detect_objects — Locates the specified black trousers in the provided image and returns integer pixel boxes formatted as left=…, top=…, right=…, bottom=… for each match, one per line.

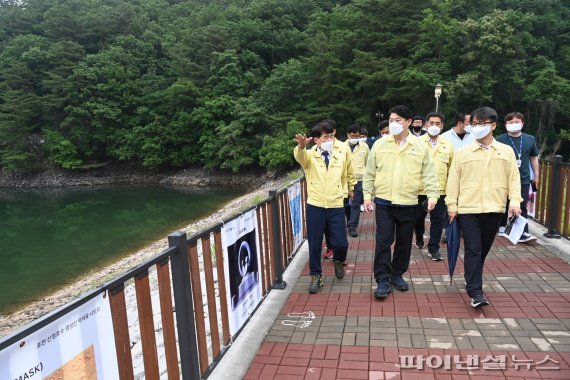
left=415, top=195, right=447, bottom=253
left=460, top=213, right=503, bottom=298
left=306, top=204, right=348, bottom=275
left=373, top=205, right=417, bottom=283
left=500, top=183, right=530, bottom=233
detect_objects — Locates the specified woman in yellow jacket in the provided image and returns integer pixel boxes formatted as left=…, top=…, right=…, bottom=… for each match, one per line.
left=294, top=122, right=354, bottom=294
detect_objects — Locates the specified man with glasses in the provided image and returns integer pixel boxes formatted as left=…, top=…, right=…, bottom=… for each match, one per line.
left=294, top=123, right=353, bottom=294
left=363, top=105, right=439, bottom=299
left=496, top=112, right=539, bottom=243
left=446, top=107, right=522, bottom=308
left=410, top=115, right=426, bottom=137
left=414, top=112, right=454, bottom=261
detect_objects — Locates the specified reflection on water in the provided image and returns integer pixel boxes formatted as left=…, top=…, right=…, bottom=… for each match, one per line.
left=0, top=185, right=245, bottom=313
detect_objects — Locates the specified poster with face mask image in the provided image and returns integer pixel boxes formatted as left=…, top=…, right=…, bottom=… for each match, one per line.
left=222, top=209, right=262, bottom=336
left=287, top=181, right=303, bottom=254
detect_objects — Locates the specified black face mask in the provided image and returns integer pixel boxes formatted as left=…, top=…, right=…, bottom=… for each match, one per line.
left=412, top=126, right=423, bottom=132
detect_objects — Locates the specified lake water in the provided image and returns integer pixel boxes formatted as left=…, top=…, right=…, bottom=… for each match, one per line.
left=0, top=185, right=245, bottom=314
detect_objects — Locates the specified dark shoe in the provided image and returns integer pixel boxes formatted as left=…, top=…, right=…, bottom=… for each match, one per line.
left=441, top=230, right=447, bottom=243
left=334, top=261, right=345, bottom=279
left=323, top=248, right=333, bottom=259
left=391, top=276, right=409, bottom=291
left=309, top=274, right=324, bottom=294
left=470, top=294, right=490, bottom=308
left=415, top=241, right=425, bottom=249
left=429, top=251, right=442, bottom=261
left=348, top=228, right=358, bottom=238
left=518, top=233, right=537, bottom=243
left=375, top=281, right=392, bottom=299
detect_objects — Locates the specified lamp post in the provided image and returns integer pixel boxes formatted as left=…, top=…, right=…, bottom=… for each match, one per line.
left=434, top=83, right=443, bottom=112
left=375, top=111, right=384, bottom=121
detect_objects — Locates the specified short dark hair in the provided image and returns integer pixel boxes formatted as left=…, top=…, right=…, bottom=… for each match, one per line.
left=310, top=122, right=334, bottom=138
left=454, top=113, right=467, bottom=125
left=411, top=115, right=425, bottom=123
left=320, top=118, right=337, bottom=129
left=347, top=123, right=361, bottom=134
left=388, top=105, right=413, bottom=120
left=360, top=127, right=368, bottom=136
left=378, top=120, right=389, bottom=130
left=426, top=112, right=445, bottom=123
left=470, top=107, right=498, bottom=123
left=504, top=112, right=524, bottom=123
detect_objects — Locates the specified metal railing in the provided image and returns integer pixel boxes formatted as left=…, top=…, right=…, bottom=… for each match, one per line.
left=533, top=155, right=569, bottom=239
left=0, top=177, right=308, bottom=379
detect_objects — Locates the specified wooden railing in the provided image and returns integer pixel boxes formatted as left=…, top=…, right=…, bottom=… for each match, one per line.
left=533, top=156, right=569, bottom=239
left=0, top=177, right=308, bottom=379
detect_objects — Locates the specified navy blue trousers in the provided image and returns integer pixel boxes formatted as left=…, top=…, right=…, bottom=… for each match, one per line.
left=306, top=204, right=348, bottom=275
left=345, top=181, right=363, bottom=230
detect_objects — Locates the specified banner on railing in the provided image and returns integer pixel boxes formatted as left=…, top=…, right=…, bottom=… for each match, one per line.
left=0, top=293, right=118, bottom=379
left=287, top=181, right=303, bottom=252
left=222, top=209, right=262, bottom=336
left=527, top=185, right=536, bottom=218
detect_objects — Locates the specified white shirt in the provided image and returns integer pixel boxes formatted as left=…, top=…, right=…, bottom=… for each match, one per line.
left=441, top=128, right=474, bottom=151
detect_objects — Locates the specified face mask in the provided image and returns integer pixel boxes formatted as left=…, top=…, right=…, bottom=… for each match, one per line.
left=427, top=126, right=441, bottom=136
left=389, top=122, right=404, bottom=135
left=320, top=140, right=333, bottom=152
left=359, top=137, right=367, bottom=143
left=471, top=125, right=491, bottom=140
left=464, top=124, right=472, bottom=133
left=348, top=138, right=359, bottom=145
left=506, top=123, right=523, bottom=133
left=412, top=126, right=422, bottom=131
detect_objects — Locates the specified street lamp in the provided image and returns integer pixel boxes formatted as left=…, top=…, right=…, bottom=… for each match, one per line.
left=434, top=83, right=443, bottom=112
left=375, top=111, right=384, bottom=120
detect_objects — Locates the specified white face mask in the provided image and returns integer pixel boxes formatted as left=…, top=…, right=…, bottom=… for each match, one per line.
left=427, top=126, right=441, bottom=136
left=389, top=122, right=404, bottom=135
left=506, top=122, right=523, bottom=133
left=348, top=138, right=360, bottom=145
left=358, top=137, right=367, bottom=143
left=464, top=124, right=472, bottom=133
left=320, top=140, right=333, bottom=152
left=471, top=125, right=491, bottom=140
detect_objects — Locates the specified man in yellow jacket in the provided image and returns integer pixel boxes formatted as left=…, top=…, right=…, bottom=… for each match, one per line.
left=320, top=119, right=357, bottom=259
left=345, top=124, right=369, bottom=237
left=363, top=105, right=440, bottom=299
left=446, top=106, right=522, bottom=308
left=294, top=122, right=354, bottom=294
left=414, top=112, right=454, bottom=261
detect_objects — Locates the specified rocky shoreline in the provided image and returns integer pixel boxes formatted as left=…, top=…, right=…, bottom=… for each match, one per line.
left=0, top=170, right=300, bottom=337
left=0, top=164, right=274, bottom=188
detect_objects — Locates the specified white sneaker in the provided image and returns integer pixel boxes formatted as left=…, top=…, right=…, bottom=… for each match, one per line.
left=360, top=205, right=364, bottom=212
left=519, top=233, right=537, bottom=243
left=498, top=232, right=508, bottom=238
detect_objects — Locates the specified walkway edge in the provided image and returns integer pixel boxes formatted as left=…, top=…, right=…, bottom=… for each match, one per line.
left=209, top=242, right=309, bottom=380
left=529, top=219, right=570, bottom=263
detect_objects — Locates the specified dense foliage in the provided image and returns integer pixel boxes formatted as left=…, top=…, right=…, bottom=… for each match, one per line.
left=1, top=0, right=569, bottom=172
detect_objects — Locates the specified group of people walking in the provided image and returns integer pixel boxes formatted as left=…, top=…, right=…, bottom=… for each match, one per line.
left=294, top=105, right=539, bottom=309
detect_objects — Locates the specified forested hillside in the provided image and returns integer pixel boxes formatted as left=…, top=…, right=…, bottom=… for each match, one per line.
left=1, top=0, right=569, bottom=172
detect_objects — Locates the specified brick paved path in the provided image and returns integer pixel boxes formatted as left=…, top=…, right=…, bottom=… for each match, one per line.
left=245, top=212, right=570, bottom=379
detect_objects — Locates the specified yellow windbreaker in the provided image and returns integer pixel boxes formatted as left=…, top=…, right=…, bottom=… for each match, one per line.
left=347, top=141, right=369, bottom=181
left=363, top=134, right=440, bottom=205
left=418, top=134, right=454, bottom=195
left=294, top=145, right=351, bottom=208
left=445, top=139, right=523, bottom=214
